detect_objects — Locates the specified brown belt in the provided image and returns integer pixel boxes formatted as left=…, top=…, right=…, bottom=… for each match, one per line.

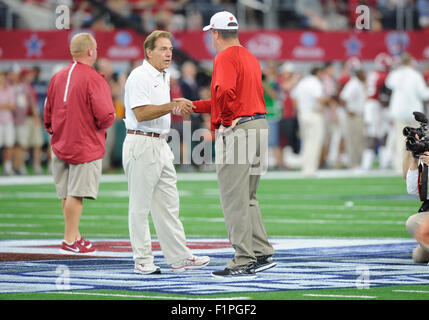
left=127, top=129, right=161, bottom=138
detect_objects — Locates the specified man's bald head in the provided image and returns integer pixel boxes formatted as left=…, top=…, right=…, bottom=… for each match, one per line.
left=69, top=33, right=97, bottom=65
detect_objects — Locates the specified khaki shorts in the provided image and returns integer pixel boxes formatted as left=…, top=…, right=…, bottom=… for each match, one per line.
left=0, top=121, right=15, bottom=147
left=26, top=117, right=43, bottom=148
left=52, top=152, right=102, bottom=200
left=15, top=124, right=29, bottom=148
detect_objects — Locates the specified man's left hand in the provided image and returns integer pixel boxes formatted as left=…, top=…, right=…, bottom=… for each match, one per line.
left=219, top=118, right=240, bottom=135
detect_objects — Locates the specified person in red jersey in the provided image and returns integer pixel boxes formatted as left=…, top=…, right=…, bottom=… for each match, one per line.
left=178, top=11, right=276, bottom=279
left=361, top=53, right=394, bottom=171
left=44, top=33, right=115, bottom=254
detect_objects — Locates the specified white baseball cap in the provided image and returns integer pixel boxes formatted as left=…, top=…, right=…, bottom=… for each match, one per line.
left=202, top=11, right=239, bottom=32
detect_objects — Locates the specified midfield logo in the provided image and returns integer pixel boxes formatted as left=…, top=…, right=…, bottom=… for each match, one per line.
left=0, top=238, right=427, bottom=295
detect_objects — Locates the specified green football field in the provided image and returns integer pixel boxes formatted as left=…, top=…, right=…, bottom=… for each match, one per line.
left=0, top=170, right=428, bottom=301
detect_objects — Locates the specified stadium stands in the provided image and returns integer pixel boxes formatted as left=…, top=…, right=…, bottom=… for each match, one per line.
left=0, top=0, right=428, bottom=175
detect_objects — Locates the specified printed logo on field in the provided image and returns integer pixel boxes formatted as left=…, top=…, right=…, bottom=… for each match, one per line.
left=0, top=238, right=427, bottom=296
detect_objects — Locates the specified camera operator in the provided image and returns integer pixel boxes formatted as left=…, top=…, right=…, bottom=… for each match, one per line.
left=403, top=148, right=429, bottom=264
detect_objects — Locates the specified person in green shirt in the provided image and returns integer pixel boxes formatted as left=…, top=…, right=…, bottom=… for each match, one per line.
left=263, top=61, right=286, bottom=170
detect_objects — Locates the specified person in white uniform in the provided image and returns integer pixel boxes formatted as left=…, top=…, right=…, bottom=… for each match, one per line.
left=386, top=53, right=429, bottom=174
left=339, top=68, right=366, bottom=169
left=122, top=30, right=210, bottom=274
left=291, top=66, right=327, bottom=175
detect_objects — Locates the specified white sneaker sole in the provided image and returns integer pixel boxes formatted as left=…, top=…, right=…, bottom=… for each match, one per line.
left=134, top=267, right=161, bottom=275
left=255, top=261, right=277, bottom=273
left=58, top=249, right=96, bottom=255
left=170, top=259, right=210, bottom=272
left=211, top=273, right=257, bottom=280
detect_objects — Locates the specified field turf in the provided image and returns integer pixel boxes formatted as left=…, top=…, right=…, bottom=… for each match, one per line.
left=0, top=170, right=428, bottom=302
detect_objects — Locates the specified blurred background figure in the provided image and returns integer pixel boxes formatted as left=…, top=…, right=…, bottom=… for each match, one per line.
left=278, top=62, right=301, bottom=169
left=361, top=53, right=394, bottom=171
left=169, top=65, right=187, bottom=167
left=10, top=67, right=38, bottom=175
left=386, top=53, right=429, bottom=174
left=1, top=0, right=429, bottom=175
left=31, top=65, right=50, bottom=174
left=320, top=61, right=341, bottom=169
left=262, top=60, right=285, bottom=170
left=179, top=60, right=201, bottom=170
left=0, top=69, right=16, bottom=176
left=95, top=58, right=122, bottom=172
left=339, top=66, right=367, bottom=169
left=22, top=68, right=44, bottom=175
left=291, top=66, right=328, bottom=176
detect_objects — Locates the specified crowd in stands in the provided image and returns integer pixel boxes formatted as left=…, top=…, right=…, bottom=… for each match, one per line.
left=1, top=1, right=429, bottom=175
left=263, top=53, right=429, bottom=175
left=1, top=0, right=429, bottom=31
left=1, top=53, right=429, bottom=176
left=0, top=58, right=213, bottom=175
left=0, top=66, right=47, bottom=175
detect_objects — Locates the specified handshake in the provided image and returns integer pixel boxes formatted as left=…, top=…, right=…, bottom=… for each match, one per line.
left=171, top=98, right=195, bottom=116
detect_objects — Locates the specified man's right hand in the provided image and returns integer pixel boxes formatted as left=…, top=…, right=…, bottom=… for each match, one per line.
left=172, top=98, right=196, bottom=116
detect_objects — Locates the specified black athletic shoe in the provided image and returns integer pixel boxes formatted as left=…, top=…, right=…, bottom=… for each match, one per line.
left=211, top=264, right=257, bottom=279
left=254, top=255, right=277, bottom=273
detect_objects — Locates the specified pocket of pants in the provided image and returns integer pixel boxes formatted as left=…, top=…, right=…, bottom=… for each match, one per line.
left=126, top=138, right=155, bottom=164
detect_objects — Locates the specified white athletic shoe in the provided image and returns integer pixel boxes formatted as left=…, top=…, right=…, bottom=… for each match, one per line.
left=134, top=263, right=161, bottom=275
left=170, top=255, right=210, bottom=272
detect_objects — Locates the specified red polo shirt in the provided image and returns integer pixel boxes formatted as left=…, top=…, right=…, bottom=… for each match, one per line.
left=44, top=61, right=115, bottom=164
left=193, top=46, right=266, bottom=130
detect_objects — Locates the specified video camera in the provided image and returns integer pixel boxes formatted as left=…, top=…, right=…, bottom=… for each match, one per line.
left=403, top=111, right=429, bottom=158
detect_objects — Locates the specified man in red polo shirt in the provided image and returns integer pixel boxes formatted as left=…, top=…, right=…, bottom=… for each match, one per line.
left=44, top=33, right=115, bottom=254
left=179, top=11, right=276, bottom=279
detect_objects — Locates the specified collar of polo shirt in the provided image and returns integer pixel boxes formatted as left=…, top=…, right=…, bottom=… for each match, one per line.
left=143, top=59, right=168, bottom=80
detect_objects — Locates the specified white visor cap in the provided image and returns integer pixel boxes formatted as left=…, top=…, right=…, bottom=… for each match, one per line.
left=202, top=11, right=239, bottom=32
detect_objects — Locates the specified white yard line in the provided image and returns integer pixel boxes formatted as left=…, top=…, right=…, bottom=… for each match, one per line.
left=0, top=212, right=405, bottom=226
left=392, top=290, right=429, bottom=294
left=0, top=169, right=400, bottom=186
left=54, top=291, right=250, bottom=300
left=303, top=294, right=377, bottom=299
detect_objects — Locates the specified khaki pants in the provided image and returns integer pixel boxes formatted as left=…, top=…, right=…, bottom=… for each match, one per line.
left=344, top=113, right=365, bottom=168
left=406, top=211, right=429, bottom=263
left=215, top=118, right=274, bottom=269
left=122, top=133, right=193, bottom=266
left=298, top=111, right=324, bottom=175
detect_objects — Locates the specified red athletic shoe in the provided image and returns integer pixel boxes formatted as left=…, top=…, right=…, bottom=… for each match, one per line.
left=59, top=240, right=95, bottom=254
left=78, top=237, right=93, bottom=250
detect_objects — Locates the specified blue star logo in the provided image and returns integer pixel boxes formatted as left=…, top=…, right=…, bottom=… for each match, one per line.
left=343, top=35, right=363, bottom=57
left=24, top=34, right=45, bottom=58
